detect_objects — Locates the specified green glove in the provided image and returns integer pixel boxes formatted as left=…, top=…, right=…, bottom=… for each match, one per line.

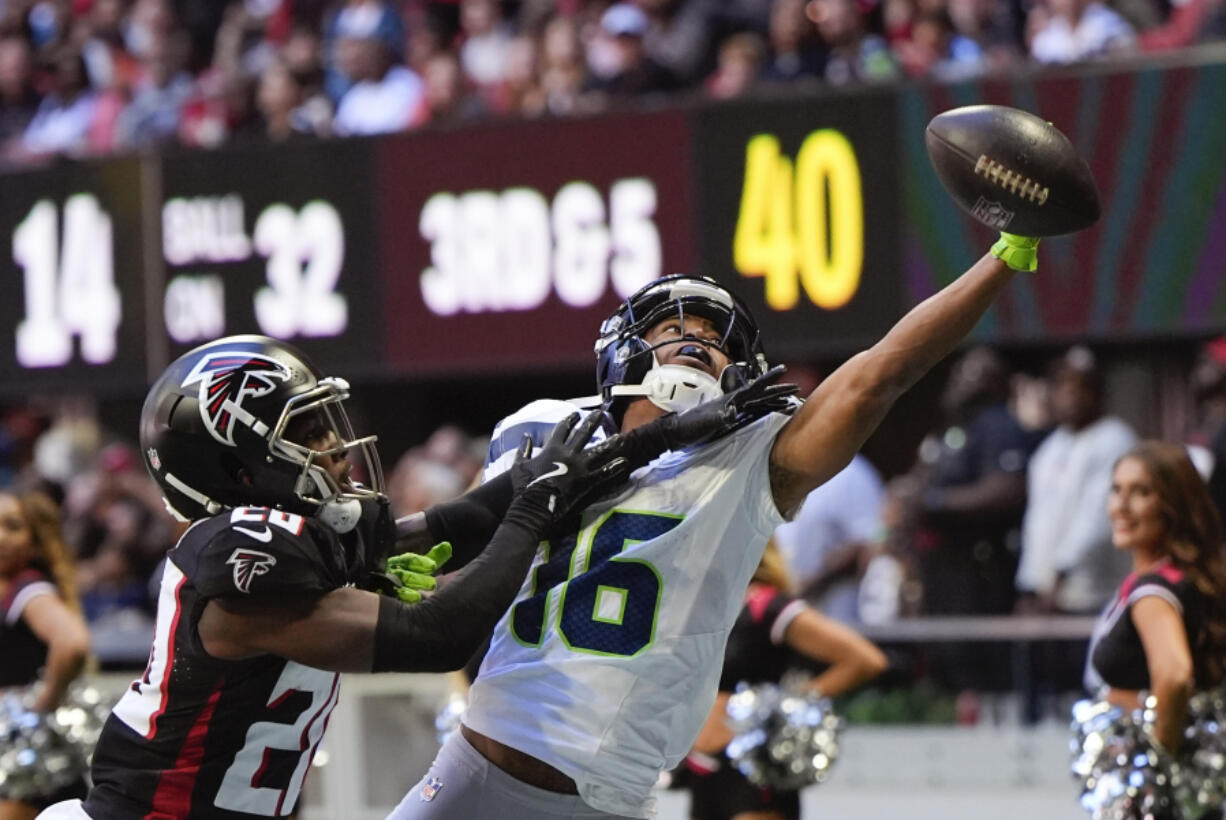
left=384, top=542, right=453, bottom=604
left=990, top=232, right=1041, bottom=272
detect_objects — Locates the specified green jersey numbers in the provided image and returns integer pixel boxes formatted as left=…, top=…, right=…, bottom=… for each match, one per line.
left=510, top=510, right=683, bottom=657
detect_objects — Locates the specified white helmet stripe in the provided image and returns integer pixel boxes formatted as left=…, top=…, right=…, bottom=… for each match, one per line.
left=164, top=471, right=222, bottom=515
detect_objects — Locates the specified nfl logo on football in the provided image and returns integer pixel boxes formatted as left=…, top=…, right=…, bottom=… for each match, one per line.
left=419, top=776, right=443, bottom=802
left=970, top=196, right=1015, bottom=230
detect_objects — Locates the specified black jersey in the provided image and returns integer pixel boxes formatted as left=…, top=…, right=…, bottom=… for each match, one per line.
left=718, top=584, right=808, bottom=692
left=84, top=502, right=387, bottom=820
left=1087, top=562, right=1204, bottom=692
left=0, top=568, right=56, bottom=687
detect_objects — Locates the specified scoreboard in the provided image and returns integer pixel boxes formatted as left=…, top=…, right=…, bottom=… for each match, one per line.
left=0, top=100, right=898, bottom=397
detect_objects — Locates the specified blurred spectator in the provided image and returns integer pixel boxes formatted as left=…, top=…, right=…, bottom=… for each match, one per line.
left=908, top=347, right=1031, bottom=616
left=278, top=24, right=333, bottom=133
left=24, top=0, right=72, bottom=54
left=332, top=34, right=425, bottom=135
left=947, top=0, right=1025, bottom=71
left=808, top=0, right=900, bottom=83
left=1029, top=0, right=1135, bottom=62
left=704, top=31, right=766, bottom=97
left=251, top=60, right=322, bottom=141
left=420, top=48, right=488, bottom=124
left=323, top=0, right=404, bottom=102
left=22, top=48, right=98, bottom=158
left=62, top=443, right=175, bottom=622
left=1138, top=0, right=1220, bottom=50
left=773, top=453, right=886, bottom=623
left=76, top=0, right=140, bottom=149
left=586, top=3, right=676, bottom=100
left=760, top=0, right=823, bottom=83
left=1016, top=346, right=1135, bottom=616
left=904, top=348, right=1035, bottom=691
left=387, top=425, right=483, bottom=517
left=123, top=0, right=178, bottom=61
left=1190, top=336, right=1226, bottom=522
left=539, top=15, right=590, bottom=114
left=114, top=30, right=194, bottom=148
left=641, top=0, right=719, bottom=86
left=0, top=36, right=41, bottom=154
left=894, top=11, right=987, bottom=79
left=178, top=67, right=261, bottom=148
left=458, top=0, right=514, bottom=90
left=494, top=33, right=546, bottom=116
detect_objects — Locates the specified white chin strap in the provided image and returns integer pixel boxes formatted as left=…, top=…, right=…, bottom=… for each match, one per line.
left=319, top=498, right=362, bottom=533
left=295, top=466, right=363, bottom=533
left=609, top=361, right=724, bottom=414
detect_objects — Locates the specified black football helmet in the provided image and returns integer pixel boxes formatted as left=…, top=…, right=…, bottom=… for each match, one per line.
left=140, top=335, right=384, bottom=531
left=595, top=274, right=769, bottom=424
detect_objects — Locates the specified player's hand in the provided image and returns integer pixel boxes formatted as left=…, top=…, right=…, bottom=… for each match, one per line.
left=990, top=232, right=1041, bottom=272
left=510, top=410, right=630, bottom=521
left=376, top=542, right=453, bottom=604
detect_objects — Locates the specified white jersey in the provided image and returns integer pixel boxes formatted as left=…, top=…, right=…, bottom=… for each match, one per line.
left=466, top=400, right=789, bottom=818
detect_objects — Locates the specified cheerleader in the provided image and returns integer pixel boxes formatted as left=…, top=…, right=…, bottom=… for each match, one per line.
left=0, top=491, right=91, bottom=820
left=1087, top=442, right=1226, bottom=753
left=681, top=540, right=888, bottom=820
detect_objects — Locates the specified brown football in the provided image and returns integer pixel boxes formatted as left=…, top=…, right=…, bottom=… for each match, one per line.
left=925, top=105, right=1101, bottom=236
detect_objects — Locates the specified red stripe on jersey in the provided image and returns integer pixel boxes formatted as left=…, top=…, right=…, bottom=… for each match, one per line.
left=1118, top=559, right=1182, bottom=601
left=252, top=747, right=274, bottom=792
left=745, top=583, right=777, bottom=623
left=143, top=679, right=225, bottom=820
left=146, top=572, right=188, bottom=739
left=277, top=673, right=340, bottom=815
left=1155, top=562, right=1185, bottom=585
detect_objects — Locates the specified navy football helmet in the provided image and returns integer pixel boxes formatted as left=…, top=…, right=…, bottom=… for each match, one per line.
left=140, top=335, right=384, bottom=532
left=596, top=275, right=769, bottom=424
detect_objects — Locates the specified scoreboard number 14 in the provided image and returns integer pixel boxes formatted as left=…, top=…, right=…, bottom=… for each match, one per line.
left=13, top=195, right=121, bottom=368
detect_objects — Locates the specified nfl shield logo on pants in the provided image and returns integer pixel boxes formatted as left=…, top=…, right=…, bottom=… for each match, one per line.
left=420, top=776, right=443, bottom=802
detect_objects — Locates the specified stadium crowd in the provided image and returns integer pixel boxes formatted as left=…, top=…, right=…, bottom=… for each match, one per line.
left=0, top=0, right=1221, bottom=163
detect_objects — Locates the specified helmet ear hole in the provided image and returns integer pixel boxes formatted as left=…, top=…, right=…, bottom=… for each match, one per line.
left=220, top=453, right=247, bottom=485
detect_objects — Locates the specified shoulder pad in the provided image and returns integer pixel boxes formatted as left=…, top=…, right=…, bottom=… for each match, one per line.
left=484, top=399, right=606, bottom=480
left=172, top=507, right=340, bottom=599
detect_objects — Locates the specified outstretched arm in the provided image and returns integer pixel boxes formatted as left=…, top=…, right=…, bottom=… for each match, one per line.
left=199, top=507, right=546, bottom=673
left=769, top=253, right=1017, bottom=515
left=201, top=410, right=623, bottom=672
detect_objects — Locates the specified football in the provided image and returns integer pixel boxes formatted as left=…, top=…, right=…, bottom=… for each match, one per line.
left=925, top=105, right=1101, bottom=237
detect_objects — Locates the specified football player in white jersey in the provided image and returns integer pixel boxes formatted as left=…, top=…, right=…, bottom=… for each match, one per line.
left=389, top=236, right=1042, bottom=820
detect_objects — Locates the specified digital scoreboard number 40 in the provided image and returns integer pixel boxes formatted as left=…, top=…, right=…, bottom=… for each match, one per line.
left=733, top=130, right=864, bottom=312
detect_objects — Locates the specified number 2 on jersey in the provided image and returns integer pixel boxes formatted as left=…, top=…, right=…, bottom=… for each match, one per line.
left=510, top=510, right=682, bottom=657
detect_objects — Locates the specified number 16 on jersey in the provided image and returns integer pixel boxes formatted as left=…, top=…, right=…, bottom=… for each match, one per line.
left=510, top=510, right=683, bottom=658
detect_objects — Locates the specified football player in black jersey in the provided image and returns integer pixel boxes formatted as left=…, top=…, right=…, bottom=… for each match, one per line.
left=1088, top=442, right=1226, bottom=753
left=37, top=334, right=790, bottom=820
left=31, top=335, right=666, bottom=820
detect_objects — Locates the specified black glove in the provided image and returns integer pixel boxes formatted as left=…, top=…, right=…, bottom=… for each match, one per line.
left=610, top=365, right=799, bottom=467
left=507, top=410, right=632, bottom=532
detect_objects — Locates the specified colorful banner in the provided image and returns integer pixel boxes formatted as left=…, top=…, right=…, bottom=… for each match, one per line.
left=899, top=63, right=1226, bottom=341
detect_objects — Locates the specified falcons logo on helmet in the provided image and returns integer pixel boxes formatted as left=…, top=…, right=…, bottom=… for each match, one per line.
left=181, top=351, right=291, bottom=446
left=226, top=548, right=277, bottom=594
